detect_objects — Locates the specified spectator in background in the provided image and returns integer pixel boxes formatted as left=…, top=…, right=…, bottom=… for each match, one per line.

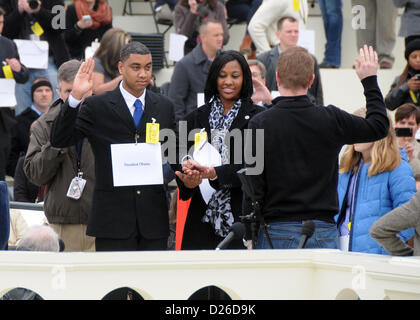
left=385, top=39, right=420, bottom=110
left=174, top=0, right=229, bottom=54
left=0, top=7, right=29, bottom=180
left=247, top=59, right=272, bottom=106
left=92, top=28, right=130, bottom=95
left=337, top=108, right=416, bottom=254
left=351, top=0, right=398, bottom=69
left=394, top=103, right=420, bottom=176
left=248, top=0, right=308, bottom=55
left=7, top=78, right=53, bottom=177
left=169, top=19, right=224, bottom=122
left=17, top=225, right=60, bottom=251
left=225, top=0, right=262, bottom=59
left=24, top=60, right=96, bottom=252
left=370, top=190, right=420, bottom=256
left=318, top=0, right=342, bottom=68
left=257, top=16, right=323, bottom=105
left=393, top=0, right=420, bottom=47
left=65, top=0, right=112, bottom=60
left=175, top=50, right=265, bottom=249
left=0, top=0, right=70, bottom=114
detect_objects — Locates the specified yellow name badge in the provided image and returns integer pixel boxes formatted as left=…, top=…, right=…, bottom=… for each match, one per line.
left=2, top=64, right=14, bottom=79
left=194, top=129, right=207, bottom=150
left=348, top=222, right=351, bottom=231
left=31, top=21, right=44, bottom=37
left=293, top=0, right=300, bottom=11
left=146, top=121, right=160, bottom=144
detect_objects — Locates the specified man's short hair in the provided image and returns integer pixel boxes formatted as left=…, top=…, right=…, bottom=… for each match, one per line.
left=277, top=16, right=298, bottom=31
left=16, top=225, right=60, bottom=252
left=276, top=46, right=314, bottom=90
left=199, top=19, right=223, bottom=35
left=57, top=59, right=82, bottom=84
left=395, top=103, right=420, bottom=124
left=0, top=7, right=5, bottom=16
left=119, top=41, right=151, bottom=62
left=248, top=59, right=267, bottom=79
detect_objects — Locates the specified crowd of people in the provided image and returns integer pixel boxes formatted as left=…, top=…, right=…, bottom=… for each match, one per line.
left=0, top=0, right=419, bottom=267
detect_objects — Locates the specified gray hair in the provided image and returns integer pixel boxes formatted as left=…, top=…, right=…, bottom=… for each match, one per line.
left=17, top=225, right=60, bottom=252
left=248, top=59, right=267, bottom=79
left=57, top=59, right=82, bottom=84
left=119, top=41, right=151, bottom=62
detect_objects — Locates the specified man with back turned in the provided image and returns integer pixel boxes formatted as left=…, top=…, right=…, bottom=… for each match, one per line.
left=245, top=45, right=389, bottom=249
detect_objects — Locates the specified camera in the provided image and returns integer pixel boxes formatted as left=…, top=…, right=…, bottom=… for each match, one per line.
left=415, top=74, right=420, bottom=80
left=28, top=0, right=40, bottom=10
left=395, top=127, right=413, bottom=137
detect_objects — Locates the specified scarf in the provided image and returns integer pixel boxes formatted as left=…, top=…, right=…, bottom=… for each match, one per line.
left=202, top=97, right=242, bottom=237
left=74, top=0, right=112, bottom=30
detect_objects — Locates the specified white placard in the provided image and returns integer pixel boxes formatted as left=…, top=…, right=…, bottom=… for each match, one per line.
left=297, top=29, right=315, bottom=56
left=110, top=142, right=163, bottom=186
left=0, top=79, right=16, bottom=107
left=193, top=141, right=222, bottom=204
left=14, top=39, right=49, bottom=69
left=169, top=33, right=188, bottom=62
left=197, top=93, right=205, bottom=108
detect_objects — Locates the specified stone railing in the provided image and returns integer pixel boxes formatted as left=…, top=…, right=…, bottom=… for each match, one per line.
left=1, top=249, right=420, bottom=300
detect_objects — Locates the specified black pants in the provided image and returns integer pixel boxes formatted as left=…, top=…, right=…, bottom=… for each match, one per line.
left=95, top=235, right=167, bottom=251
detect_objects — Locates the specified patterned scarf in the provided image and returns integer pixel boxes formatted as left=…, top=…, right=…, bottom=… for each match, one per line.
left=202, top=97, right=242, bottom=237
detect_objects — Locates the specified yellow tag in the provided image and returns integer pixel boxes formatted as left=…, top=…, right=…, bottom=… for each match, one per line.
left=2, top=64, right=14, bottom=79
left=31, top=21, right=44, bottom=37
left=293, top=0, right=300, bottom=11
left=409, top=90, right=418, bottom=104
left=146, top=122, right=160, bottom=144
left=194, top=131, right=207, bottom=150
left=348, top=222, right=351, bottom=231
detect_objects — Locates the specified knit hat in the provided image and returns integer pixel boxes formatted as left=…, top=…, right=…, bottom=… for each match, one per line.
left=31, top=79, right=53, bottom=100
left=405, top=39, right=420, bottom=60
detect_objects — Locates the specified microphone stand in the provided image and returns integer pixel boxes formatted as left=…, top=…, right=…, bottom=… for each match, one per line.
left=237, top=168, right=274, bottom=249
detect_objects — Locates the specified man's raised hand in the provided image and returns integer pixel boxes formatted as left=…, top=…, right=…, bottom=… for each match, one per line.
left=355, top=45, right=378, bottom=80
left=71, top=58, right=95, bottom=100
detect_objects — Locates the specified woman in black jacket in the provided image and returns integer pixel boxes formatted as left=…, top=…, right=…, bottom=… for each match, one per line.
left=386, top=39, right=420, bottom=110
left=175, top=50, right=265, bottom=250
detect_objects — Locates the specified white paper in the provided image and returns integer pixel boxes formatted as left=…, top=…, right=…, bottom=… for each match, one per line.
left=110, top=142, right=163, bottom=186
left=193, top=141, right=222, bottom=204
left=297, top=29, right=315, bottom=56
left=0, top=79, right=16, bottom=107
left=197, top=93, right=205, bottom=108
left=14, top=39, right=49, bottom=69
left=169, top=33, right=188, bottom=62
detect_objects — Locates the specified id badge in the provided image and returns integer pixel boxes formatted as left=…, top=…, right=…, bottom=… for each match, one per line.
left=146, top=118, right=160, bottom=144
left=2, top=64, right=13, bottom=79
left=66, top=175, right=86, bottom=200
left=31, top=21, right=44, bottom=37
left=194, top=129, right=207, bottom=150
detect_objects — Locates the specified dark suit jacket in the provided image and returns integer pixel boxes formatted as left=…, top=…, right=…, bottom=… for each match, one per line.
left=257, top=46, right=324, bottom=105
left=50, top=85, right=176, bottom=240
left=178, top=99, right=265, bottom=249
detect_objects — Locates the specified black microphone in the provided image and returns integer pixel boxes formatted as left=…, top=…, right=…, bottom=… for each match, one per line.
left=216, top=222, right=246, bottom=250
left=298, top=220, right=315, bottom=249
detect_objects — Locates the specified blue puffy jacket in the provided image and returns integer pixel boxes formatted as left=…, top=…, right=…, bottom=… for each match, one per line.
left=336, top=150, right=416, bottom=254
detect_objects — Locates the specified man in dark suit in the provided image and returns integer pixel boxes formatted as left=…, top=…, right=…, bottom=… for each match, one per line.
left=50, top=42, right=177, bottom=251
left=257, top=16, right=324, bottom=105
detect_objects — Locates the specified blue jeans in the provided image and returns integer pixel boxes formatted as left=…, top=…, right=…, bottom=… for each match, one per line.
left=256, top=220, right=339, bottom=249
left=14, top=56, right=58, bottom=116
left=318, top=0, right=343, bottom=67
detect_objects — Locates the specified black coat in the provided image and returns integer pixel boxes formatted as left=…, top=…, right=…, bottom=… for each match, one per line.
left=178, top=99, right=265, bottom=250
left=50, top=86, right=176, bottom=240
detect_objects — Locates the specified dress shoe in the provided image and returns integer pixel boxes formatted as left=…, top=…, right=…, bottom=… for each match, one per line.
left=319, top=61, right=339, bottom=69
